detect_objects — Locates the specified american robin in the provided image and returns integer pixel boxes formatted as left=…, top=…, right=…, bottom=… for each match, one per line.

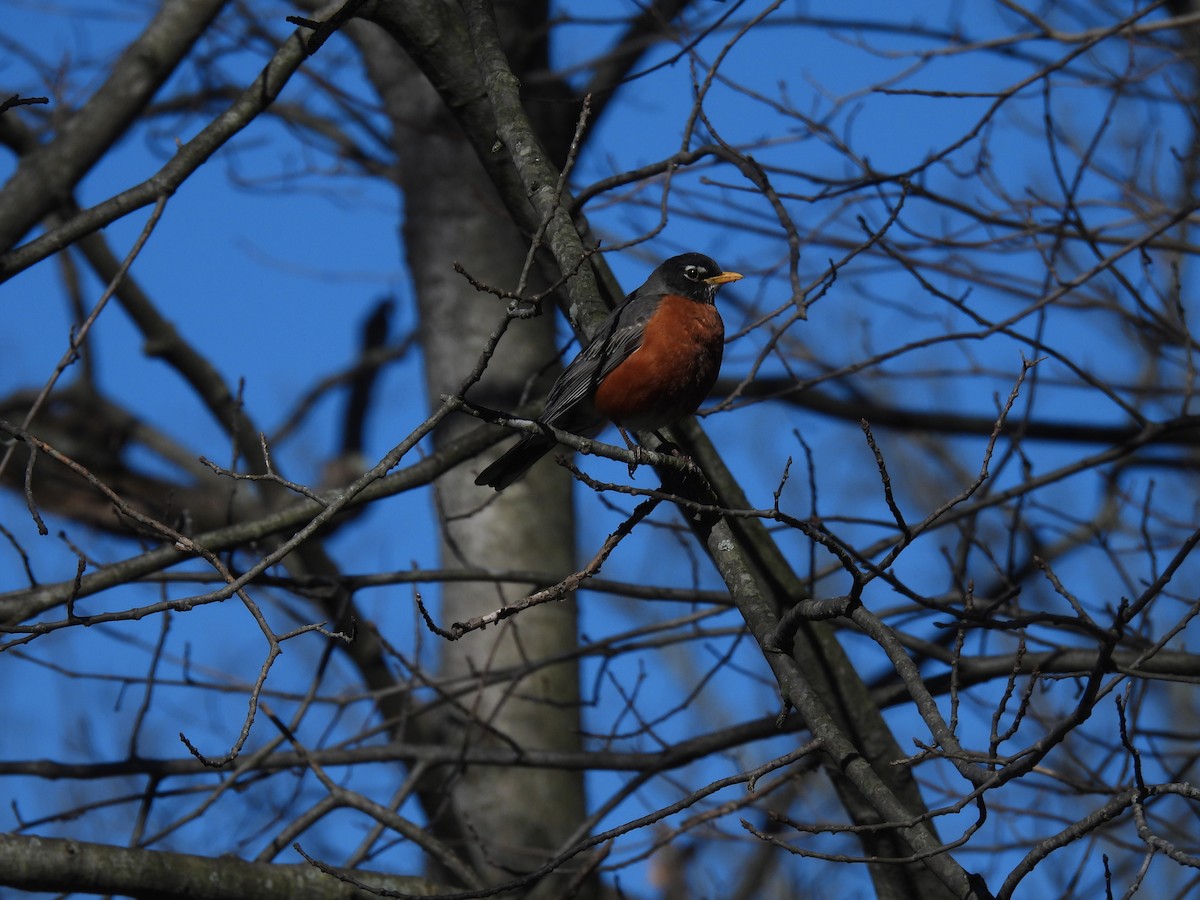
left=474, top=252, right=742, bottom=490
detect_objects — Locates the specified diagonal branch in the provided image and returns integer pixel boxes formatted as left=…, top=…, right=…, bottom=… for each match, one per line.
left=0, top=3, right=343, bottom=282
left=0, top=0, right=229, bottom=253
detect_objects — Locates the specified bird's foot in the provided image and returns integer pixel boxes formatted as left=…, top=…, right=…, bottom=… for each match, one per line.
left=670, top=446, right=702, bottom=477
left=627, top=444, right=653, bottom=478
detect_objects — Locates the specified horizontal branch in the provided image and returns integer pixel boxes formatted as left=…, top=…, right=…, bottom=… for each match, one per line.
left=0, top=833, right=446, bottom=900
left=720, top=379, right=1200, bottom=447
left=0, top=708, right=802, bottom=782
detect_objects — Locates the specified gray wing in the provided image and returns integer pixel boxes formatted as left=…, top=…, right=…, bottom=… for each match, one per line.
left=539, top=292, right=658, bottom=429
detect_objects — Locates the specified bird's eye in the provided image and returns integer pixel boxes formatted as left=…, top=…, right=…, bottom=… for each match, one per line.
left=683, top=265, right=701, bottom=281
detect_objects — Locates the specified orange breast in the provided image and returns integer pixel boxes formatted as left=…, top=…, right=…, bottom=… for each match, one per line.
left=593, top=294, right=724, bottom=431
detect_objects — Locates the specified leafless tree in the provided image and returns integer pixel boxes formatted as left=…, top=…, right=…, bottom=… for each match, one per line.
left=2, top=1, right=1200, bottom=898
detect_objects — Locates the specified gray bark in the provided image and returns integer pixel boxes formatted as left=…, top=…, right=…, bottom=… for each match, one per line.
left=352, top=8, right=589, bottom=894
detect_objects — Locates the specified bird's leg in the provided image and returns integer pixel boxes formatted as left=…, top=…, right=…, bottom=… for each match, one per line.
left=616, top=426, right=646, bottom=476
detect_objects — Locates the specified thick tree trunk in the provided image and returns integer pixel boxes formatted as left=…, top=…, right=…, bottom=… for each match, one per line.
left=352, top=12, right=588, bottom=895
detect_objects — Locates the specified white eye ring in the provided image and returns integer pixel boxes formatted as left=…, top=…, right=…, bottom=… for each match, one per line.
left=683, top=265, right=702, bottom=281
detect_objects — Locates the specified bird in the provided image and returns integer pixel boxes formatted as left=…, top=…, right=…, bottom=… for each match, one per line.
left=474, top=252, right=742, bottom=490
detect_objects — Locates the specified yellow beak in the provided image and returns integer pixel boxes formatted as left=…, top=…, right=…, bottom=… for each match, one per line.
left=704, top=271, right=743, bottom=286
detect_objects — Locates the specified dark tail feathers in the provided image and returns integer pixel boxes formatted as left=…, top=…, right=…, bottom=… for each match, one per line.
left=474, top=435, right=557, bottom=491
